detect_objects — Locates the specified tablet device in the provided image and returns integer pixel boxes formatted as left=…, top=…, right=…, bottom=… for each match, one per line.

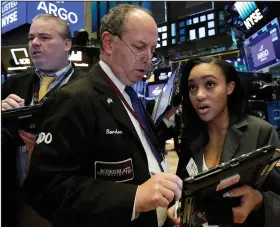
left=2, top=105, right=43, bottom=138
left=182, top=145, right=278, bottom=196
left=180, top=145, right=280, bottom=226
left=2, top=104, right=42, bottom=120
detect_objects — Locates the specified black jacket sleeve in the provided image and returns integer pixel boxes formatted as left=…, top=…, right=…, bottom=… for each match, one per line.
left=23, top=90, right=138, bottom=227
left=247, top=125, right=280, bottom=227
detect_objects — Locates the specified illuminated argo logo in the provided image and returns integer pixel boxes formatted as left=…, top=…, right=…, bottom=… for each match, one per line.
left=234, top=1, right=263, bottom=30
left=258, top=44, right=269, bottom=62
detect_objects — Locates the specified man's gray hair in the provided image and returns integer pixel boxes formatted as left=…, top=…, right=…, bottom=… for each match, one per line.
left=32, top=14, right=72, bottom=40
left=100, top=4, right=152, bottom=51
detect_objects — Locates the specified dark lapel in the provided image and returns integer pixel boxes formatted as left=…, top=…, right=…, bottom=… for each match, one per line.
left=89, top=64, right=143, bottom=146
left=189, top=134, right=205, bottom=172
left=23, top=69, right=38, bottom=105
left=68, top=63, right=87, bottom=81
left=220, top=117, right=247, bottom=163
left=189, top=117, right=248, bottom=171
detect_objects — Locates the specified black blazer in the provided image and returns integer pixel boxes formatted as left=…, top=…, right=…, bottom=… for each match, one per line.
left=24, top=64, right=167, bottom=227
left=1, top=65, right=86, bottom=227
left=178, top=115, right=280, bottom=227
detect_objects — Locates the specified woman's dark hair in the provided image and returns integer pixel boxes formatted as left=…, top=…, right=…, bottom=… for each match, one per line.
left=179, top=57, right=248, bottom=144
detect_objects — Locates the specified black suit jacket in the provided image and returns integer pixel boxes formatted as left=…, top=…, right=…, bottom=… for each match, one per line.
left=24, top=64, right=167, bottom=227
left=178, top=115, right=280, bottom=227
left=1, top=65, right=86, bottom=227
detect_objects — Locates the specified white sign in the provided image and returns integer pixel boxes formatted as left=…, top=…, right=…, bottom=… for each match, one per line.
left=69, top=50, right=82, bottom=61
left=37, top=2, right=78, bottom=24
left=1, top=1, right=18, bottom=28
left=244, top=8, right=263, bottom=30
left=10, top=48, right=31, bottom=65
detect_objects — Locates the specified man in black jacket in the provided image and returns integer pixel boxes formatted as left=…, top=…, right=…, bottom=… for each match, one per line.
left=1, top=14, right=86, bottom=227
left=24, top=5, right=182, bottom=227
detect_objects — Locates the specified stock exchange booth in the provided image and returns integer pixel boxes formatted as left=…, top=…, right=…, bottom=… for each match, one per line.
left=1, top=45, right=100, bottom=83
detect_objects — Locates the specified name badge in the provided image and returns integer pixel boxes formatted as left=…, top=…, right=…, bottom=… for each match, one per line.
left=94, top=158, right=134, bottom=182
left=186, top=158, right=198, bottom=176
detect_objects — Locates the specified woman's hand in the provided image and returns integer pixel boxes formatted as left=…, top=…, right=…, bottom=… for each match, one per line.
left=226, top=185, right=263, bottom=224
left=167, top=204, right=180, bottom=227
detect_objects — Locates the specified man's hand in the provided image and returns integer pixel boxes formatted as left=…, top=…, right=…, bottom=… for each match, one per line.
left=164, top=107, right=178, bottom=121
left=19, top=130, right=37, bottom=148
left=167, top=204, right=180, bottom=227
left=227, top=185, right=263, bottom=224
left=2, top=94, right=24, bottom=110
left=135, top=172, right=182, bottom=213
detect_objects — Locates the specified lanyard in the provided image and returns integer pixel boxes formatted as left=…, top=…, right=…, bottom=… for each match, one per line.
left=105, top=74, right=154, bottom=139
left=33, top=68, right=74, bottom=105
left=104, top=73, right=165, bottom=170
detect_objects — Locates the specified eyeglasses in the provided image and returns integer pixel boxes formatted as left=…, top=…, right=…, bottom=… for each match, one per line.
left=116, top=35, right=160, bottom=65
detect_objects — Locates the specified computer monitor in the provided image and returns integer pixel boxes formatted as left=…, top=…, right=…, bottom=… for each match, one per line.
left=152, top=65, right=181, bottom=122
left=225, top=57, right=248, bottom=72
left=243, top=17, right=280, bottom=72
left=147, top=83, right=165, bottom=98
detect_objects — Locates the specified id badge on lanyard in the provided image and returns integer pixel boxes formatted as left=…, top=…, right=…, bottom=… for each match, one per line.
left=33, top=68, right=73, bottom=105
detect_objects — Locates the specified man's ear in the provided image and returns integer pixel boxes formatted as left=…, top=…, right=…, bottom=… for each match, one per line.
left=102, top=32, right=114, bottom=55
left=227, top=81, right=235, bottom=95
left=64, top=39, right=72, bottom=51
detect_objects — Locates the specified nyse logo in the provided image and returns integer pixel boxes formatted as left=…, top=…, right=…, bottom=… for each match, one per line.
left=243, top=8, right=263, bottom=30
left=257, top=45, right=269, bottom=62
left=234, top=2, right=263, bottom=30
left=10, top=48, right=31, bottom=65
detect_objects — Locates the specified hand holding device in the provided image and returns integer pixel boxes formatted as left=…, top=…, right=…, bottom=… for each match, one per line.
left=227, top=185, right=263, bottom=224
left=2, top=94, right=24, bottom=110
left=18, top=130, right=37, bottom=148
left=135, top=172, right=182, bottom=213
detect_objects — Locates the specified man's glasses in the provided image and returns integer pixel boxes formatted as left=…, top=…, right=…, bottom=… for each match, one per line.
left=116, top=35, right=160, bottom=65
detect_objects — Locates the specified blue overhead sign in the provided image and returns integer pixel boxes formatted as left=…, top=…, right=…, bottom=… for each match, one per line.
left=2, top=1, right=85, bottom=36
left=1, top=1, right=27, bottom=34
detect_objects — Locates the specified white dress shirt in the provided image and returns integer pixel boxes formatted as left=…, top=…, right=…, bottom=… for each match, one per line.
left=99, top=60, right=169, bottom=227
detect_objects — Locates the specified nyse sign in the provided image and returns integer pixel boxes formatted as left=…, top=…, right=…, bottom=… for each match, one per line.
left=243, top=9, right=263, bottom=30
left=2, top=1, right=84, bottom=35
left=1, top=1, right=27, bottom=34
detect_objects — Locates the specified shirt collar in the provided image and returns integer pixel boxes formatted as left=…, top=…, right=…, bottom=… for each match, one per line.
left=99, top=60, right=126, bottom=94
left=35, top=61, right=72, bottom=79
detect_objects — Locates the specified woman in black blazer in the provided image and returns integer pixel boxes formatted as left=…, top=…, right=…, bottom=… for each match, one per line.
left=168, top=57, right=280, bottom=227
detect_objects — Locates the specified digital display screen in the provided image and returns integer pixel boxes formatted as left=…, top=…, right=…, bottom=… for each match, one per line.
left=243, top=18, right=280, bottom=72
left=147, top=83, right=165, bottom=98
left=152, top=67, right=179, bottom=122
left=225, top=57, right=248, bottom=72
left=1, top=45, right=100, bottom=74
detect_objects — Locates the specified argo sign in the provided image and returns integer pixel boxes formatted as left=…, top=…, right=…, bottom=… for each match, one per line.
left=27, top=1, right=84, bottom=36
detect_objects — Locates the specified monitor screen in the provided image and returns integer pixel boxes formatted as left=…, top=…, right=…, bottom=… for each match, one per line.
left=243, top=17, right=280, bottom=72
left=147, top=83, right=165, bottom=98
left=1, top=45, right=100, bottom=74
left=225, top=57, right=248, bottom=72
left=152, top=66, right=180, bottom=122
